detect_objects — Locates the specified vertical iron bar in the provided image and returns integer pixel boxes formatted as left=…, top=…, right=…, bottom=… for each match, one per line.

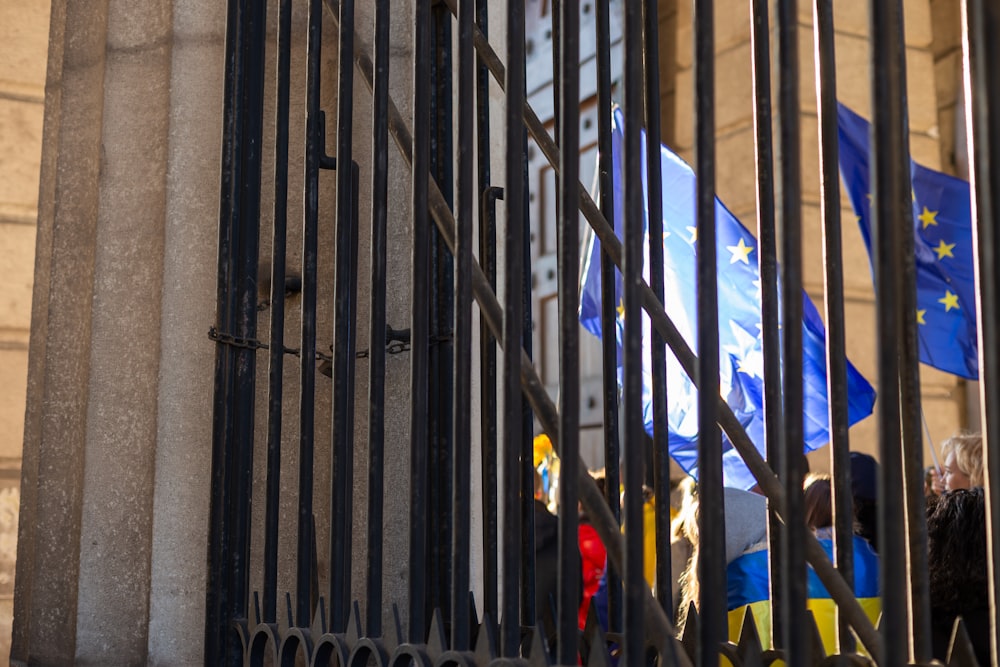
left=551, top=0, right=561, bottom=142
left=502, top=0, right=526, bottom=655
left=642, top=0, right=671, bottom=618
left=693, top=0, right=725, bottom=662
left=869, top=0, right=909, bottom=663
left=206, top=0, right=244, bottom=660
left=479, top=189, right=501, bottom=626
left=963, top=2, right=1000, bottom=664
left=891, top=24, right=932, bottom=667
left=556, top=0, right=581, bottom=662
left=749, top=0, right=784, bottom=648
left=330, top=0, right=358, bottom=635
left=899, top=205, right=932, bottom=658
left=208, top=0, right=264, bottom=662
left=811, top=0, right=855, bottom=654
left=595, top=0, right=623, bottom=633
left=476, top=0, right=499, bottom=627
left=776, top=0, right=806, bottom=661
left=263, top=0, right=293, bottom=627
left=889, top=11, right=931, bottom=660
left=231, top=0, right=266, bottom=638
left=519, top=129, right=536, bottom=629
left=478, top=216, right=500, bottom=622
left=409, top=0, right=432, bottom=644
left=429, top=5, right=456, bottom=622
left=366, top=0, right=390, bottom=638
left=452, top=0, right=475, bottom=652
left=519, top=0, right=535, bottom=629
left=623, top=2, right=647, bottom=666
left=300, top=0, right=324, bottom=629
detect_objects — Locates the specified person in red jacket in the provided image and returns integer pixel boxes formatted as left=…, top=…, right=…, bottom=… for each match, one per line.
left=578, top=475, right=608, bottom=629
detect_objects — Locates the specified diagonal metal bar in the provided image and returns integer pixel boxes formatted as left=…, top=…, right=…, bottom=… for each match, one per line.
left=324, top=0, right=882, bottom=660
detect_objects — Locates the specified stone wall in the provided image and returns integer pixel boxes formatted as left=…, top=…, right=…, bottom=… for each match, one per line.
left=0, top=0, right=50, bottom=662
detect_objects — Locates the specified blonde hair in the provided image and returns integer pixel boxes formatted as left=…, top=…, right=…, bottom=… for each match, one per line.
left=942, top=432, right=984, bottom=487
left=672, top=482, right=700, bottom=632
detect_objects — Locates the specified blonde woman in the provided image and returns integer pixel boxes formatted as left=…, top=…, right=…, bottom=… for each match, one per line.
left=930, top=432, right=983, bottom=493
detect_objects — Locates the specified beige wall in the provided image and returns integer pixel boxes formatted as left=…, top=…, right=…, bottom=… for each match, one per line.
left=0, top=0, right=50, bottom=661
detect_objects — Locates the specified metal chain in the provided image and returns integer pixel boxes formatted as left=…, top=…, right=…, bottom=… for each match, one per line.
left=209, top=326, right=452, bottom=361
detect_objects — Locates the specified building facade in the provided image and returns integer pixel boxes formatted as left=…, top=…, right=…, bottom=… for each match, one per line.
left=2, top=0, right=978, bottom=663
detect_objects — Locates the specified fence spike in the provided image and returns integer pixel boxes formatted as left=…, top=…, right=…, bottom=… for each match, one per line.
left=347, top=600, right=362, bottom=647
left=805, top=609, right=827, bottom=662
left=389, top=602, right=406, bottom=651
left=526, top=625, right=551, bottom=667
left=582, top=608, right=610, bottom=667
left=680, top=602, right=700, bottom=662
left=474, top=612, right=498, bottom=662
left=946, top=616, right=979, bottom=667
left=736, top=606, right=764, bottom=667
left=426, top=608, right=448, bottom=657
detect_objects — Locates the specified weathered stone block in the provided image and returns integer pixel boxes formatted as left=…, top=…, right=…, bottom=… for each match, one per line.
left=0, top=1, right=50, bottom=88
left=0, top=100, right=44, bottom=210
left=675, top=43, right=755, bottom=151
left=0, top=223, right=36, bottom=332
left=929, top=0, right=961, bottom=58
left=935, top=49, right=962, bottom=114
left=799, top=200, right=881, bottom=297
left=0, top=351, right=28, bottom=461
left=675, top=0, right=750, bottom=70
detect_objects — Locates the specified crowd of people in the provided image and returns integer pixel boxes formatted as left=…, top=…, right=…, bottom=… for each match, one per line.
left=531, top=431, right=991, bottom=664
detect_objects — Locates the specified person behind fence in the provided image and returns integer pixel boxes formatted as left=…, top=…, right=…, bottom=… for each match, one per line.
left=924, top=466, right=940, bottom=501
left=850, top=452, right=879, bottom=553
left=668, top=477, right=698, bottom=616
left=798, top=474, right=881, bottom=654
left=675, top=487, right=767, bottom=634
left=927, top=487, right=989, bottom=664
left=578, top=473, right=608, bottom=630
left=533, top=468, right=561, bottom=629
left=677, top=479, right=880, bottom=653
left=929, top=431, right=983, bottom=494
left=532, top=463, right=584, bottom=648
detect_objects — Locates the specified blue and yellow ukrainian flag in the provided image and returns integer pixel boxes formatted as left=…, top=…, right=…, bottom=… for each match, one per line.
left=725, top=536, right=880, bottom=654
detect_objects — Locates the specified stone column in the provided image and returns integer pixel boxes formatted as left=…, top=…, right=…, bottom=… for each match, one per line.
left=12, top=0, right=225, bottom=664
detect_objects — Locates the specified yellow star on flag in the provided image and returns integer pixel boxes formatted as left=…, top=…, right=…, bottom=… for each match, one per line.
left=933, top=239, right=955, bottom=260
left=938, top=290, right=960, bottom=312
left=918, top=207, right=938, bottom=229
left=727, top=237, right=754, bottom=265
left=916, top=309, right=926, bottom=325
left=616, top=298, right=625, bottom=319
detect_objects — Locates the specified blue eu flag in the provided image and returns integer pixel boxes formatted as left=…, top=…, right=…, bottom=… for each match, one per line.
left=837, top=103, right=978, bottom=379
left=580, top=108, right=877, bottom=490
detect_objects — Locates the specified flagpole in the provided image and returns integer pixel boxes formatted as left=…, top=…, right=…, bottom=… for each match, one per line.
left=921, top=411, right=941, bottom=473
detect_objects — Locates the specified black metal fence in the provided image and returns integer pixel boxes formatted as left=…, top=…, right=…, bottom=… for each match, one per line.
left=206, top=0, right=1000, bottom=665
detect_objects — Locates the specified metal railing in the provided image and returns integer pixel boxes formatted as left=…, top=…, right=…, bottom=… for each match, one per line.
left=206, top=0, right=1000, bottom=665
